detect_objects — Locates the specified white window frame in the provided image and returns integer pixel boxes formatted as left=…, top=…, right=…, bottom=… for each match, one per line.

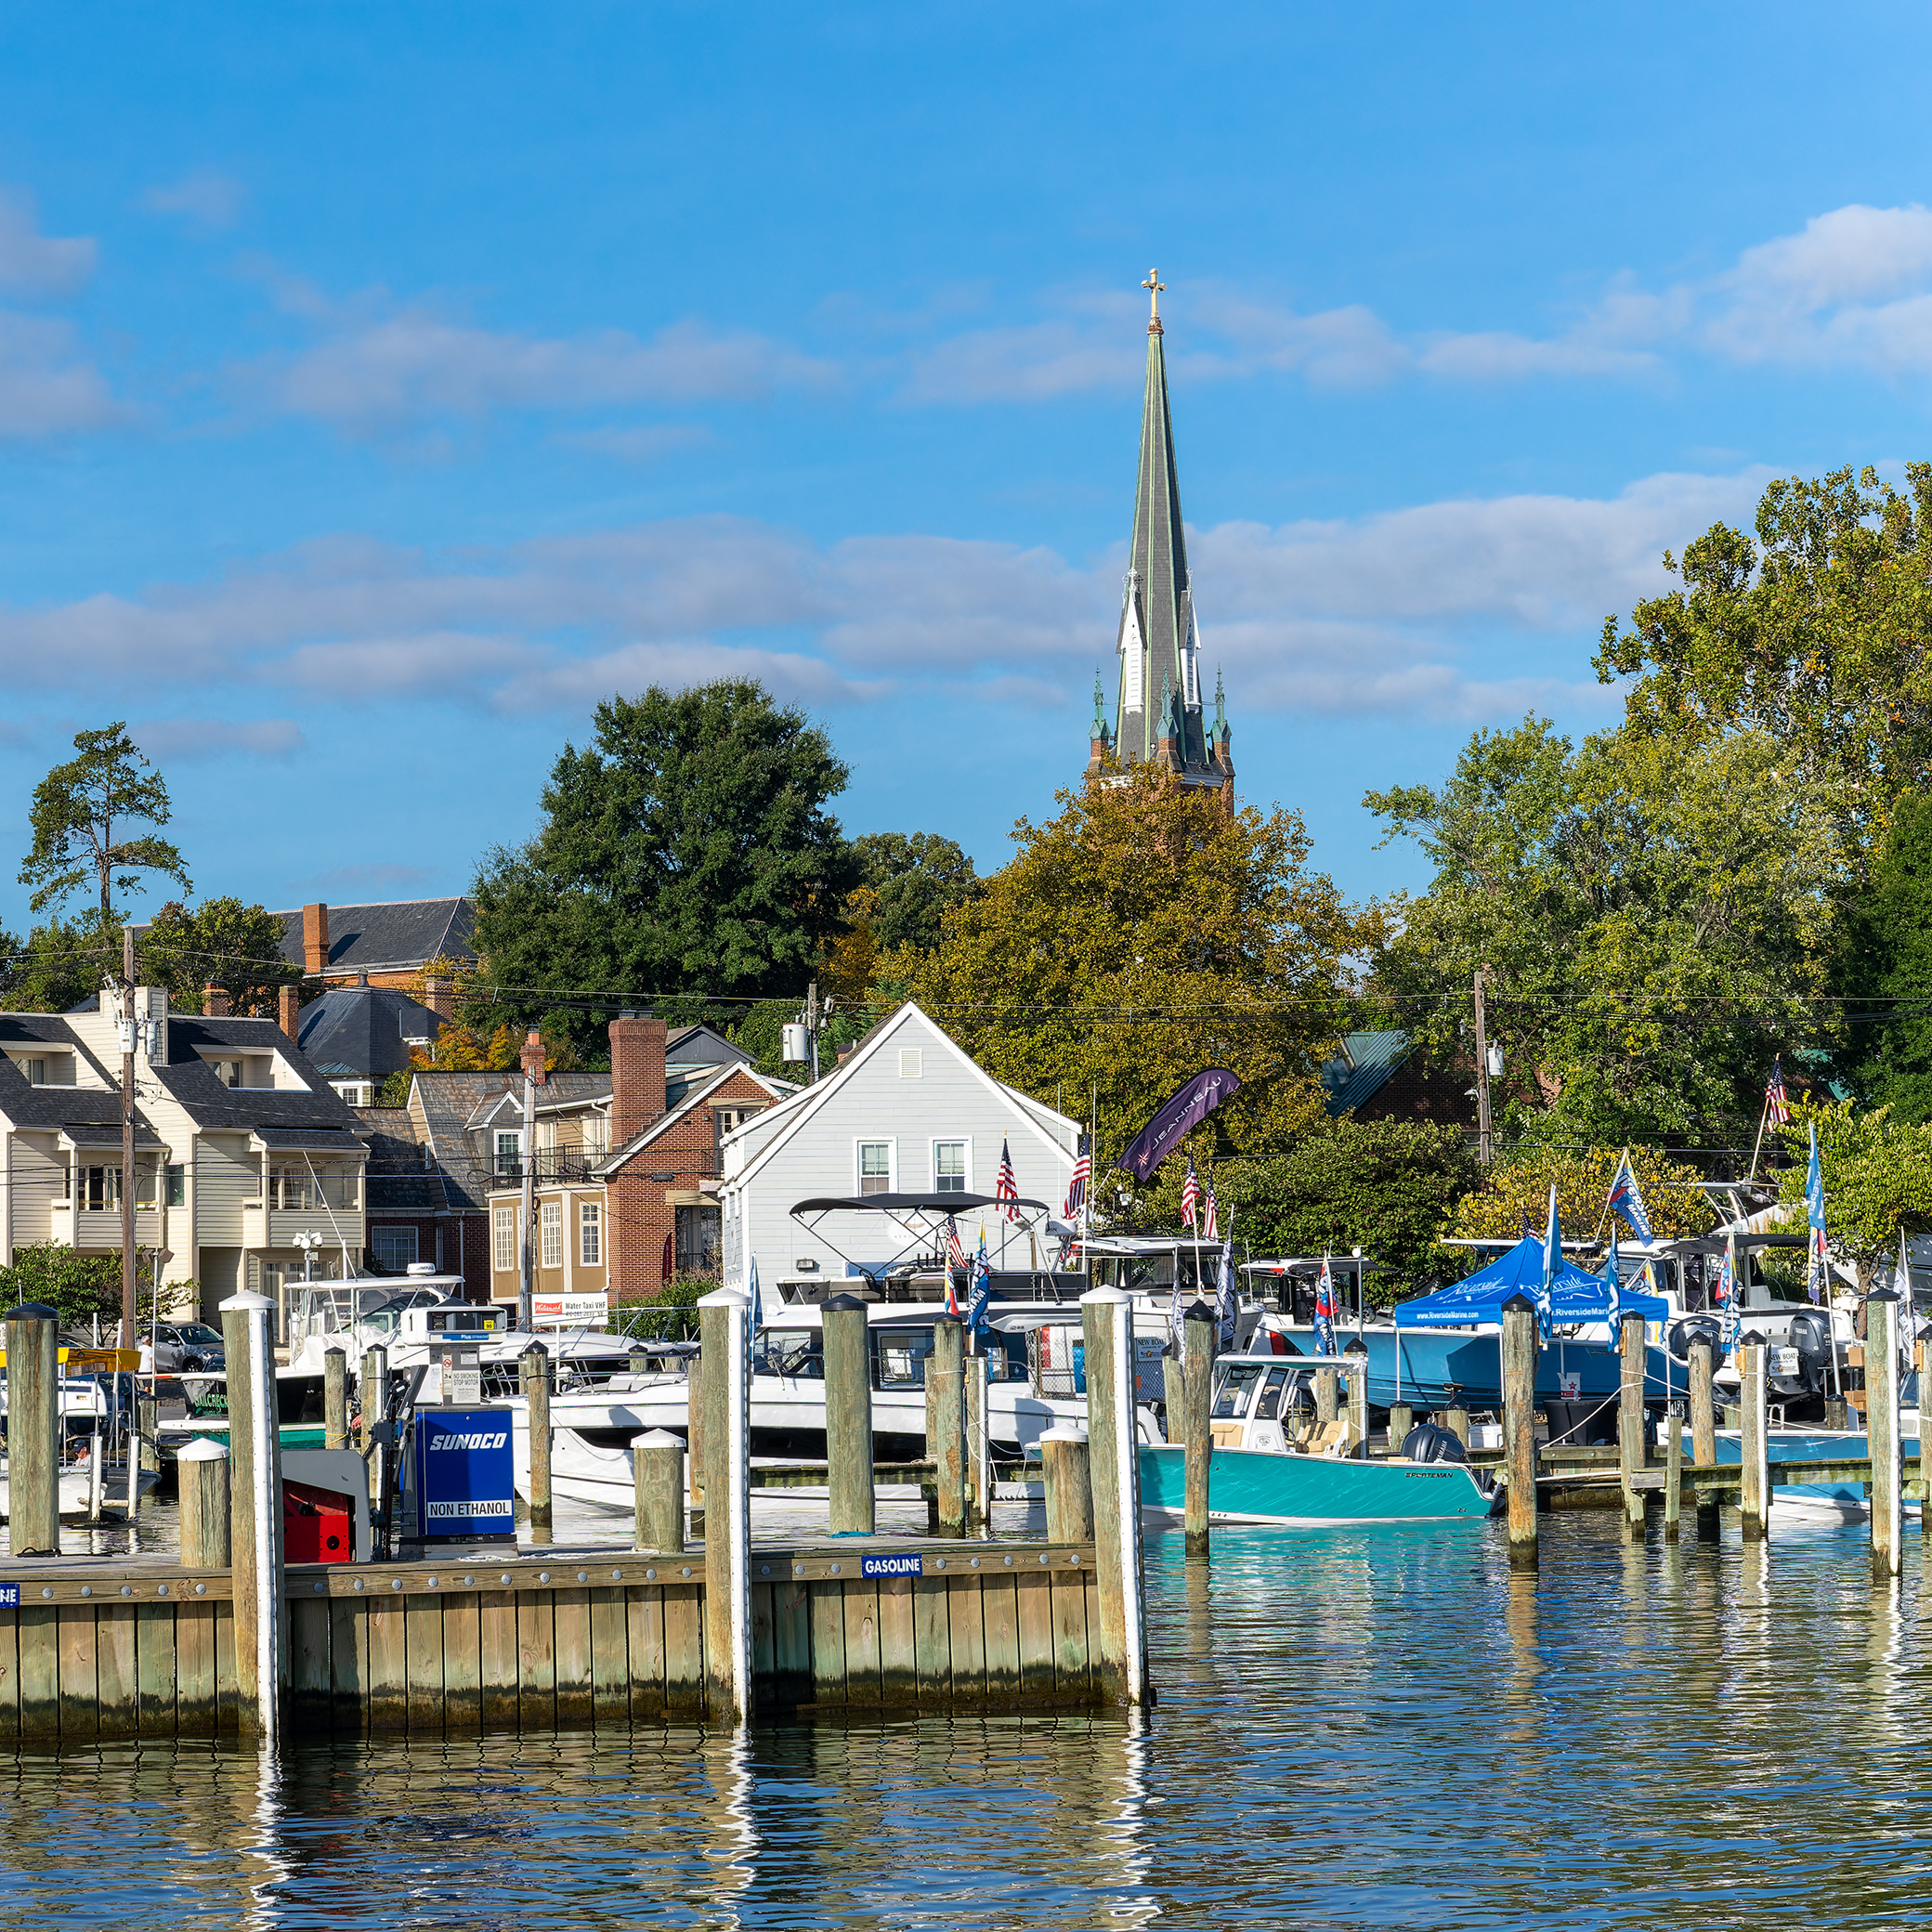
left=492, top=1203, right=516, bottom=1273
left=932, top=1137, right=971, bottom=1194
left=495, top=1129, right=522, bottom=1174
left=855, top=1139, right=895, bottom=1197
left=580, top=1200, right=602, bottom=1268
left=541, top=1198, right=562, bottom=1269
left=372, top=1225, right=419, bottom=1272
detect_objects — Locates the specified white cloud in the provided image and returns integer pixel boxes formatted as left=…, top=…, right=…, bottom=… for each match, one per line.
left=0, top=468, right=1762, bottom=729
left=0, top=190, right=95, bottom=294
left=142, top=170, right=246, bottom=230
left=130, top=717, right=306, bottom=762
left=249, top=301, right=836, bottom=434
left=555, top=423, right=714, bottom=463
left=0, top=312, right=124, bottom=436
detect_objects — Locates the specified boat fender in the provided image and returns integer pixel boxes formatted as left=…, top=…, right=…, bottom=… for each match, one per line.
left=1399, top=1421, right=1468, bottom=1465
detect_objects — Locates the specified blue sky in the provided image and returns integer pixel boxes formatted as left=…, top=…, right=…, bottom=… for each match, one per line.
left=2, top=3, right=1931, bottom=936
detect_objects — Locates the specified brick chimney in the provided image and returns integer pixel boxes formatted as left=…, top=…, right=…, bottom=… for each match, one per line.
left=278, top=983, right=301, bottom=1041
left=423, top=973, right=452, bottom=1020
left=302, top=902, right=330, bottom=976
left=519, top=1026, right=547, bottom=1087
left=202, top=984, right=230, bottom=1018
left=608, top=1009, right=667, bottom=1150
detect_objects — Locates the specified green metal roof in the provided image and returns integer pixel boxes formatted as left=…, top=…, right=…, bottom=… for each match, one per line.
left=1319, top=1030, right=1415, bottom=1116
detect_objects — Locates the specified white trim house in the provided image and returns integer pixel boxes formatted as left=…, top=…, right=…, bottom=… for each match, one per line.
left=717, top=1004, right=1080, bottom=1296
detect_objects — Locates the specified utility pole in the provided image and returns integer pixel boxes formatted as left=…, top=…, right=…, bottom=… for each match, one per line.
left=1472, top=966, right=1495, bottom=1168
left=518, top=1052, right=537, bottom=1335
left=806, top=979, right=821, bottom=1084
left=120, top=924, right=137, bottom=1348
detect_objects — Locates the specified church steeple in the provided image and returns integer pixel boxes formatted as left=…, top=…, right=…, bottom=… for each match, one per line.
left=1098, top=270, right=1224, bottom=800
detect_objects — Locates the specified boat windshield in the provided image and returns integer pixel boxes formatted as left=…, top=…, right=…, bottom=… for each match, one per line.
left=1212, top=1362, right=1269, bottom=1418
left=1253, top=1365, right=1294, bottom=1419
left=754, top=1331, right=825, bottom=1379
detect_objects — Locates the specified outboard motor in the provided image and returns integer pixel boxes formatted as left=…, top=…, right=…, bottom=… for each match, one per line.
left=1787, top=1310, right=1832, bottom=1396
left=1401, top=1421, right=1469, bottom=1465
left=1668, top=1314, right=1724, bottom=1362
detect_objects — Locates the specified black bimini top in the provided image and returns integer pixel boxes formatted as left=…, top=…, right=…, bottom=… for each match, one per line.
left=790, top=1193, right=1049, bottom=1217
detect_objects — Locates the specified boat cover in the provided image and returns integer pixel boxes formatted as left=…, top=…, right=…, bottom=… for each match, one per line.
left=1394, top=1234, right=1668, bottom=1330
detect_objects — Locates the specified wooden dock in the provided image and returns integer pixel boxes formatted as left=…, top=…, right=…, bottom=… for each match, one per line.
left=0, top=1536, right=1103, bottom=1741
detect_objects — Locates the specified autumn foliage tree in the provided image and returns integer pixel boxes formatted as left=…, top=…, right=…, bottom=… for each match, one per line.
left=1446, top=1143, right=1713, bottom=1249
left=912, top=770, right=1370, bottom=1163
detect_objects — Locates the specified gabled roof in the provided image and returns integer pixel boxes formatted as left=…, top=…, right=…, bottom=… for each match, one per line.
left=665, top=1023, right=751, bottom=1071
left=356, top=1109, right=451, bottom=1214
left=153, top=1016, right=365, bottom=1135
left=1320, top=1030, right=1415, bottom=1117
left=0, top=1017, right=124, bottom=1133
left=721, top=1003, right=1079, bottom=1196
left=296, top=984, right=447, bottom=1083
left=406, top=1069, right=518, bottom=1211
left=273, top=897, right=476, bottom=974
left=595, top=1062, right=791, bottom=1178
left=464, top=1072, right=612, bottom=1131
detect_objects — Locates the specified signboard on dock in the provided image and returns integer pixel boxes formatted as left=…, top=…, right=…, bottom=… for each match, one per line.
left=860, top=1553, right=923, bottom=1579
left=0, top=1583, right=17, bottom=1609
left=412, top=1406, right=516, bottom=1541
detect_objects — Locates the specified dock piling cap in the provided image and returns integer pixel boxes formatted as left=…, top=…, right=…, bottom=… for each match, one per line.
left=176, top=1437, right=230, bottom=1463
left=637, top=1429, right=685, bottom=1448
left=1038, top=1423, right=1090, bottom=1442
left=821, top=1293, right=868, bottom=1313
left=1498, top=1292, right=1536, bottom=1314
left=3, top=1302, right=58, bottom=1325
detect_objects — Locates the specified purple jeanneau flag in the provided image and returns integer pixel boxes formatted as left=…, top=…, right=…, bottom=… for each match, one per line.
left=1115, top=1068, right=1242, bottom=1181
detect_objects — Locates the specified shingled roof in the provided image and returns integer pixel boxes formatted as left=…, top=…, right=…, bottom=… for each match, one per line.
left=297, top=984, right=446, bottom=1083
left=273, top=898, right=476, bottom=975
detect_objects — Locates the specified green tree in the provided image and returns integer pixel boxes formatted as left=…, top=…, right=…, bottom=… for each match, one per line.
left=852, top=832, right=980, bottom=956
left=1597, top=464, right=1932, bottom=855
left=0, top=1245, right=183, bottom=1328
left=19, top=724, right=190, bottom=921
left=471, top=682, right=857, bottom=1056
left=1830, top=791, right=1932, bottom=1120
left=138, top=897, right=291, bottom=1016
left=1776, top=1099, right=1932, bottom=1281
left=1206, top=1122, right=1478, bottom=1302
left=1368, top=716, right=1850, bottom=1146
left=914, top=768, right=1368, bottom=1162
left=1446, top=1143, right=1713, bottom=1248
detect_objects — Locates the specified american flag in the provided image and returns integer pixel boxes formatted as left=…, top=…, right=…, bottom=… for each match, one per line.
left=1765, top=1057, right=1791, bottom=1127
left=1202, top=1177, right=1219, bottom=1242
left=1181, top=1155, right=1200, bottom=1231
left=996, top=1138, right=1021, bottom=1223
left=1063, top=1139, right=1090, bottom=1220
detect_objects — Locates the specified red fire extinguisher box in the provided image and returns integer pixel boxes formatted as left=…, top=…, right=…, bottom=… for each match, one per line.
left=283, top=1478, right=355, bottom=1563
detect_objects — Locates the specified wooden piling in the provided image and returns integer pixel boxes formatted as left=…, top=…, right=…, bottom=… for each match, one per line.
left=1664, top=1409, right=1683, bottom=1543
left=522, top=1345, right=553, bottom=1538
left=177, top=1438, right=231, bottom=1567
left=1739, top=1339, right=1769, bottom=1543
left=930, top=1316, right=966, bottom=1537
left=322, top=1350, right=348, bottom=1454
left=1040, top=1425, right=1094, bottom=1545
left=1388, top=1402, right=1414, bottom=1452
left=965, top=1351, right=990, bottom=1532
left=1920, top=1337, right=1932, bottom=1541
left=359, top=1345, right=387, bottom=1503
left=697, top=1287, right=751, bottom=1721
left=1182, top=1303, right=1213, bottom=1559
left=1617, top=1311, right=1647, bottom=1536
left=1867, top=1288, right=1903, bottom=1581
left=4, top=1303, right=59, bottom=1557
left=1080, top=1286, right=1148, bottom=1706
left=633, top=1429, right=685, bottom=1553
left=1500, top=1296, right=1538, bottom=1572
left=1313, top=1366, right=1338, bottom=1425
left=219, top=1290, right=283, bottom=1739
left=821, top=1295, right=874, bottom=1537
left=1444, top=1403, right=1469, bottom=1447
left=686, top=1340, right=705, bottom=1508
left=1344, top=1348, right=1370, bottom=1458
left=1689, top=1337, right=1717, bottom=1542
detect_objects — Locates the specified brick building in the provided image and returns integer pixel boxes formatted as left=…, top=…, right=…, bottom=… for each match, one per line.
left=484, top=1014, right=790, bottom=1310
left=1320, top=1030, right=1474, bottom=1130
left=274, top=898, right=477, bottom=1000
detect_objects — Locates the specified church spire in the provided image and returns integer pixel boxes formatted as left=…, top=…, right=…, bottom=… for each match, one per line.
left=1104, top=271, right=1216, bottom=783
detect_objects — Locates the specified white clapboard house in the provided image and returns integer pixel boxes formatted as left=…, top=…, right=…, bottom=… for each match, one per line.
left=718, top=1003, right=1080, bottom=1299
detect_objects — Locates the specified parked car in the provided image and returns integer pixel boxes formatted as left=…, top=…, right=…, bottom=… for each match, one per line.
left=153, top=1322, right=226, bottom=1373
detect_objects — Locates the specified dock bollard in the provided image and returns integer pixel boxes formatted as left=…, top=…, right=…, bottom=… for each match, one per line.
left=1689, top=1336, right=1717, bottom=1542
left=1039, top=1424, right=1093, bottom=1544
left=821, top=1294, right=875, bottom=1536
left=1343, top=1343, right=1370, bottom=1459
left=522, top=1344, right=553, bottom=1539
left=697, top=1286, right=751, bottom=1723
left=1738, top=1338, right=1769, bottom=1543
left=633, top=1429, right=686, bottom=1553
left=1313, top=1366, right=1338, bottom=1426
left=4, top=1302, right=60, bottom=1557
left=1081, top=1286, right=1150, bottom=1707
left=1500, top=1294, right=1538, bottom=1572
left=1867, top=1286, right=1903, bottom=1582
left=220, top=1288, right=284, bottom=1744
left=1617, top=1311, right=1648, bottom=1537
left=930, top=1315, right=967, bottom=1537
left=177, top=1436, right=232, bottom=1566
left=323, top=1349, right=349, bottom=1453
left=1182, top=1303, right=1214, bottom=1560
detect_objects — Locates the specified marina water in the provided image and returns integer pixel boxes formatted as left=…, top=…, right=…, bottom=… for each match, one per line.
left=3, top=1511, right=1926, bottom=1929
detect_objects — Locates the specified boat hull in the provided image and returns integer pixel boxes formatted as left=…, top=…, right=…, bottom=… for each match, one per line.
left=1138, top=1442, right=1495, bottom=1524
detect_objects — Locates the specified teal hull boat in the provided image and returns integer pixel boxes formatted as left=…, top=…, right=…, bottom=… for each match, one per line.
left=1139, top=1442, right=1496, bottom=1525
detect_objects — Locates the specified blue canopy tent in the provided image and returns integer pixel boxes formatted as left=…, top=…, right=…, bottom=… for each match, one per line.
left=1395, top=1234, right=1667, bottom=1330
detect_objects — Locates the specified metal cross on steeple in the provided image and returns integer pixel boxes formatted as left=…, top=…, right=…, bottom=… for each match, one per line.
left=1142, top=268, right=1165, bottom=331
